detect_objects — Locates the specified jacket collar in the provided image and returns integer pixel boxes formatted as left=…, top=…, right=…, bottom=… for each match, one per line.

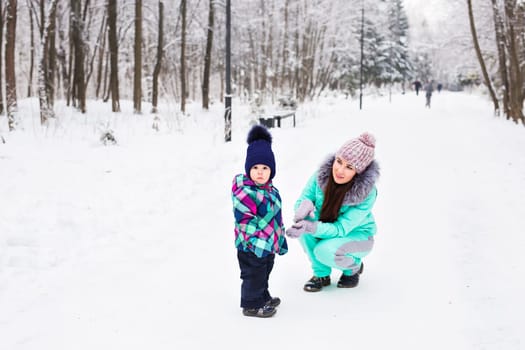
left=238, top=173, right=273, bottom=190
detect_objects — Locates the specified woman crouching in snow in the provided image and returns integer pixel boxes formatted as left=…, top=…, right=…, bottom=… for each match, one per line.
left=286, top=132, right=380, bottom=291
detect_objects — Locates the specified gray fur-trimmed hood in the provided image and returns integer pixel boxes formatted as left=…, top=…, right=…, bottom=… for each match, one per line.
left=317, top=154, right=380, bottom=206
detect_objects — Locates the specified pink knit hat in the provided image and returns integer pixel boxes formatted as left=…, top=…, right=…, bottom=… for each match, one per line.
left=336, top=132, right=376, bottom=173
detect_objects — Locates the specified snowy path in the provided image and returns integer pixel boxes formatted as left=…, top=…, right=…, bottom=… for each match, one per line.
left=1, top=92, right=524, bottom=349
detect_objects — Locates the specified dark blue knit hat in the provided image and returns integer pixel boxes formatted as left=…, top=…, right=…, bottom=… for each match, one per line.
left=245, top=125, right=276, bottom=179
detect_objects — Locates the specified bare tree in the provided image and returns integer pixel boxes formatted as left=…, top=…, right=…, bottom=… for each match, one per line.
left=71, top=0, right=86, bottom=113
left=280, top=0, right=291, bottom=92
left=202, top=0, right=213, bottom=109
left=47, top=0, right=57, bottom=107
left=0, top=1, right=5, bottom=115
left=133, top=0, right=142, bottom=113
left=502, top=0, right=524, bottom=124
left=491, top=0, right=509, bottom=117
left=5, top=0, right=17, bottom=130
left=36, top=0, right=58, bottom=124
left=180, top=0, right=186, bottom=113
left=95, top=13, right=107, bottom=99
left=259, top=0, right=267, bottom=95
left=151, top=1, right=163, bottom=114
left=85, top=7, right=106, bottom=96
left=27, top=5, right=35, bottom=97
left=107, top=0, right=120, bottom=112
left=467, top=0, right=499, bottom=115
left=56, top=1, right=70, bottom=103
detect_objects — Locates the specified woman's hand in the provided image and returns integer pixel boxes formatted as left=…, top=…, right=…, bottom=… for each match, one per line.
left=285, top=220, right=318, bottom=238
left=293, top=199, right=315, bottom=222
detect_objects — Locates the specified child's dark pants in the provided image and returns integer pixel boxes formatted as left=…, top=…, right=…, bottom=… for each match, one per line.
left=237, top=250, right=275, bottom=309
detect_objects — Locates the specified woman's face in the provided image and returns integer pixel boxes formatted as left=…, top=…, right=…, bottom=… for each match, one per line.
left=250, top=164, right=271, bottom=185
left=332, top=156, right=357, bottom=184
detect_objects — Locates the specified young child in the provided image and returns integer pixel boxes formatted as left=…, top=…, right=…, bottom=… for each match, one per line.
left=231, top=125, right=288, bottom=318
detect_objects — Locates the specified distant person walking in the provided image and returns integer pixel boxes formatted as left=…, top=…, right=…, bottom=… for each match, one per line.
left=425, top=81, right=434, bottom=108
left=437, top=83, right=443, bottom=93
left=413, top=80, right=422, bottom=95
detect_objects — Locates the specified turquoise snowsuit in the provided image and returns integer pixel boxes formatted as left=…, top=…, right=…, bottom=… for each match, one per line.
left=295, top=155, right=380, bottom=278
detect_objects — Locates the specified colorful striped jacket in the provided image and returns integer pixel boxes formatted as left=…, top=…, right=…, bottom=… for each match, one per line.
left=231, top=174, right=288, bottom=257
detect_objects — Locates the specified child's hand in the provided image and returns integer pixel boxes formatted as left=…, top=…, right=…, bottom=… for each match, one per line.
left=293, top=199, right=315, bottom=222
left=285, top=220, right=318, bottom=238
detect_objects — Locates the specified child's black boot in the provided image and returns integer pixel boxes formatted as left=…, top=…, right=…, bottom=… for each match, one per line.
left=242, top=304, right=277, bottom=318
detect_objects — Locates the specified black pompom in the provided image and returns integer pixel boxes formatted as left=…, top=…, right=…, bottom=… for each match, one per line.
left=247, top=125, right=272, bottom=144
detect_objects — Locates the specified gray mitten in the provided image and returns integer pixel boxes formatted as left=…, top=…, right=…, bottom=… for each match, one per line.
left=293, top=199, right=315, bottom=222
left=285, top=220, right=318, bottom=238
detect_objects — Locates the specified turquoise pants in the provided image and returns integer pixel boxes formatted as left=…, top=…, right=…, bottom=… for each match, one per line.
left=299, top=230, right=374, bottom=277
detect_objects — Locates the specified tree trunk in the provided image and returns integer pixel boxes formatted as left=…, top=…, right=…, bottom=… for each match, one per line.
left=247, top=30, right=257, bottom=97
left=57, top=0, right=70, bottom=102
left=95, top=15, right=107, bottom=99
left=299, top=12, right=312, bottom=101
left=224, top=0, right=231, bottom=142
left=37, top=0, right=59, bottom=124
left=107, top=0, right=120, bottom=112
left=27, top=7, right=35, bottom=97
left=466, top=0, right=499, bottom=115
left=292, top=2, right=300, bottom=99
left=102, top=50, right=110, bottom=102
left=85, top=8, right=105, bottom=91
left=47, top=5, right=57, bottom=107
left=180, top=0, right=187, bottom=113
left=259, top=0, right=267, bottom=95
left=490, top=0, right=509, bottom=118
left=190, top=56, right=195, bottom=101
left=71, top=0, right=86, bottom=113
left=133, top=0, right=142, bottom=113
left=5, top=0, right=17, bottom=131
left=281, top=0, right=290, bottom=93
left=0, top=0, right=4, bottom=115
left=151, top=1, right=164, bottom=113
left=66, top=20, right=73, bottom=106
left=219, top=64, right=224, bottom=103
left=503, top=0, right=524, bottom=124
left=267, top=0, right=275, bottom=100
left=202, top=0, right=213, bottom=109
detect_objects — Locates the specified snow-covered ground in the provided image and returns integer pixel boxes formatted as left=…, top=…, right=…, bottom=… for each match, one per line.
left=1, top=91, right=524, bottom=349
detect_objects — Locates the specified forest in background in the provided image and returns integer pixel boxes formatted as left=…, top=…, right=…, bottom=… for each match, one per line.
left=0, top=0, right=523, bottom=132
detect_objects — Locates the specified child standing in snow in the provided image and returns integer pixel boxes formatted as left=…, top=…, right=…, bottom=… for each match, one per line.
left=231, top=125, right=288, bottom=318
left=286, top=132, right=379, bottom=292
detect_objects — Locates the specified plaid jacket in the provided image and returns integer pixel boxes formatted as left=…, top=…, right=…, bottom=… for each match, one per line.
left=231, top=174, right=288, bottom=257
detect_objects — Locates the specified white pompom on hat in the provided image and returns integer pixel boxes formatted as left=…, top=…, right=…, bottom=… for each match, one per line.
left=335, top=132, right=376, bottom=174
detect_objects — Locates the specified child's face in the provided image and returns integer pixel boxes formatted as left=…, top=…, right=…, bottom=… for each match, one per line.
left=332, top=156, right=356, bottom=184
left=250, top=164, right=271, bottom=185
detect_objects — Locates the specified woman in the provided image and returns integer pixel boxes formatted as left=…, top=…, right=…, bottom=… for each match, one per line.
left=286, top=132, right=380, bottom=292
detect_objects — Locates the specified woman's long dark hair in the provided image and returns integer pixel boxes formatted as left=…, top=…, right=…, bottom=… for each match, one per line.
left=319, top=171, right=353, bottom=223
